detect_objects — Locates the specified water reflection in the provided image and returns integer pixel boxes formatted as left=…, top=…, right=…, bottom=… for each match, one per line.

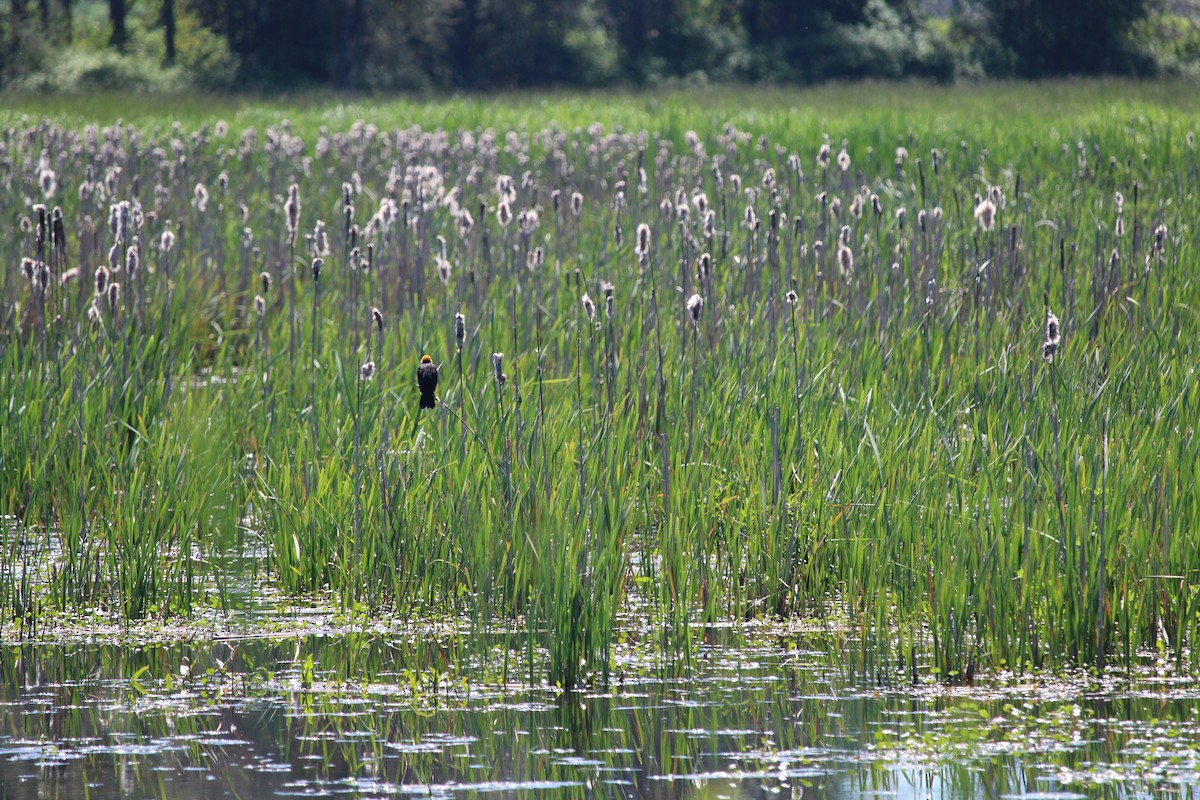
left=3, top=633, right=1200, bottom=799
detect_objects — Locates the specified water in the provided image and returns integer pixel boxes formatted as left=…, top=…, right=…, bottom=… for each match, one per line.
left=3, top=628, right=1200, bottom=799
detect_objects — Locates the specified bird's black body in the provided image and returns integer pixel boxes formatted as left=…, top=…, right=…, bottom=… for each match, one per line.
left=417, top=355, right=438, bottom=409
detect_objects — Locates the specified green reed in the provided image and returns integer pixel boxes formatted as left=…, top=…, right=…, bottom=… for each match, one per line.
left=1, top=84, right=1198, bottom=686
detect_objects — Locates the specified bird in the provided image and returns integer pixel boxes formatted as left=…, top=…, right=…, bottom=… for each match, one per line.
left=417, top=354, right=438, bottom=409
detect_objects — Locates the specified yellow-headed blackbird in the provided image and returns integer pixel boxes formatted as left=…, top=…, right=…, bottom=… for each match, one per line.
left=417, top=354, right=438, bottom=409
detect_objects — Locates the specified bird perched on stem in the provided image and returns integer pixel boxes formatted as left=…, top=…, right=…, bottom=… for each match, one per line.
left=417, top=354, right=439, bottom=409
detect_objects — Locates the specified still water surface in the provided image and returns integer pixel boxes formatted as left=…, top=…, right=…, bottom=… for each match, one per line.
left=3, top=629, right=1200, bottom=799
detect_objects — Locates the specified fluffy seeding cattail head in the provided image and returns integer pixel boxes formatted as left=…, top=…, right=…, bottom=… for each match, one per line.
left=496, top=201, right=512, bottom=227
left=582, top=292, right=596, bottom=322
left=635, top=223, right=651, bottom=263
left=107, top=282, right=121, bottom=308
left=453, top=312, right=466, bottom=350
left=1042, top=311, right=1062, bottom=362
left=359, top=361, right=376, bottom=382
left=260, top=271, right=272, bottom=294
left=95, top=265, right=110, bottom=295
left=492, top=352, right=506, bottom=386
left=311, top=257, right=323, bottom=283
left=254, top=295, right=266, bottom=316
left=571, top=192, right=584, bottom=217
left=785, top=289, right=798, bottom=306
left=686, top=293, right=704, bottom=326
left=974, top=198, right=996, bottom=232
left=284, top=183, right=301, bottom=243
left=372, top=307, right=384, bottom=334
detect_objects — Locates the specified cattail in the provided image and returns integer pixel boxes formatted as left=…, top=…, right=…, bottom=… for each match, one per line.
left=1115, top=216, right=1125, bottom=238
left=703, top=210, right=715, bottom=238
left=22, top=258, right=35, bottom=282
left=454, top=312, right=466, bottom=348
left=518, top=208, right=540, bottom=235
left=582, top=292, right=596, bottom=322
left=849, top=194, right=863, bottom=219
left=895, top=146, right=908, bottom=166
left=107, top=282, right=121, bottom=308
left=359, top=361, right=376, bottom=381
left=896, top=207, right=906, bottom=230
left=816, top=143, right=831, bottom=169
left=1114, top=191, right=1124, bottom=214
left=256, top=271, right=270, bottom=294
left=697, top=252, right=712, bottom=281
left=310, top=220, right=329, bottom=257
left=526, top=246, right=544, bottom=271
left=492, top=352, right=506, bottom=386
left=571, top=191, right=583, bottom=217
left=837, top=244, right=854, bottom=278
left=686, top=293, right=704, bottom=326
left=496, top=201, right=512, bottom=227
left=436, top=256, right=452, bottom=285
left=108, top=242, right=121, bottom=271
left=254, top=294, right=266, bottom=316
left=871, top=194, right=882, bottom=216
left=60, top=267, right=80, bottom=285
left=635, top=223, right=651, bottom=263
left=693, top=192, right=708, bottom=215
left=550, top=189, right=561, bottom=213
left=95, top=265, right=110, bottom=295
left=349, top=246, right=362, bottom=271
left=785, top=289, right=798, bottom=305
left=917, top=209, right=927, bottom=233
left=974, top=199, right=996, bottom=232
left=284, top=183, right=300, bottom=244
left=125, top=244, right=140, bottom=278
left=372, top=307, right=384, bottom=333
left=1154, top=224, right=1167, bottom=252
left=218, top=172, right=229, bottom=193
left=1045, top=312, right=1060, bottom=346
left=193, top=182, right=209, bottom=212
left=160, top=226, right=176, bottom=253
left=932, top=206, right=943, bottom=222
left=39, top=168, right=57, bottom=198
left=311, top=257, right=323, bottom=282
left=837, top=148, right=850, bottom=172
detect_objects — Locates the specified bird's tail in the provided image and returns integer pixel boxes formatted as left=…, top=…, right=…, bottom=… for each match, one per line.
left=420, top=394, right=436, bottom=410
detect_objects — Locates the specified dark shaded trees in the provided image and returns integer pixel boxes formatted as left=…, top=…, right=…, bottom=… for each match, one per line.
left=985, top=0, right=1150, bottom=76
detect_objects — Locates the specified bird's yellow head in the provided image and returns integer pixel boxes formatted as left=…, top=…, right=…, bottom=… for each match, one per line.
left=421, top=354, right=433, bottom=364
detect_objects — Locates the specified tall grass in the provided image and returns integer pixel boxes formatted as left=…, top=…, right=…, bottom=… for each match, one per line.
left=1, top=86, right=1198, bottom=686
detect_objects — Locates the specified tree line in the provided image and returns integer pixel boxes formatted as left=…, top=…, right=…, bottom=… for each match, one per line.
left=0, top=0, right=1161, bottom=91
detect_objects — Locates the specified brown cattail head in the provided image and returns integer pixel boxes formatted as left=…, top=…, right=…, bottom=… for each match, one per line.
left=254, top=294, right=266, bottom=316
left=372, top=307, right=384, bottom=333
left=454, top=312, right=466, bottom=348
left=107, top=282, right=121, bottom=308
left=260, top=271, right=272, bottom=294
left=571, top=192, right=583, bottom=217
left=95, top=265, right=110, bottom=295
left=125, top=245, right=140, bottom=278
left=582, top=292, right=596, bottom=322
left=311, top=257, right=323, bottom=283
